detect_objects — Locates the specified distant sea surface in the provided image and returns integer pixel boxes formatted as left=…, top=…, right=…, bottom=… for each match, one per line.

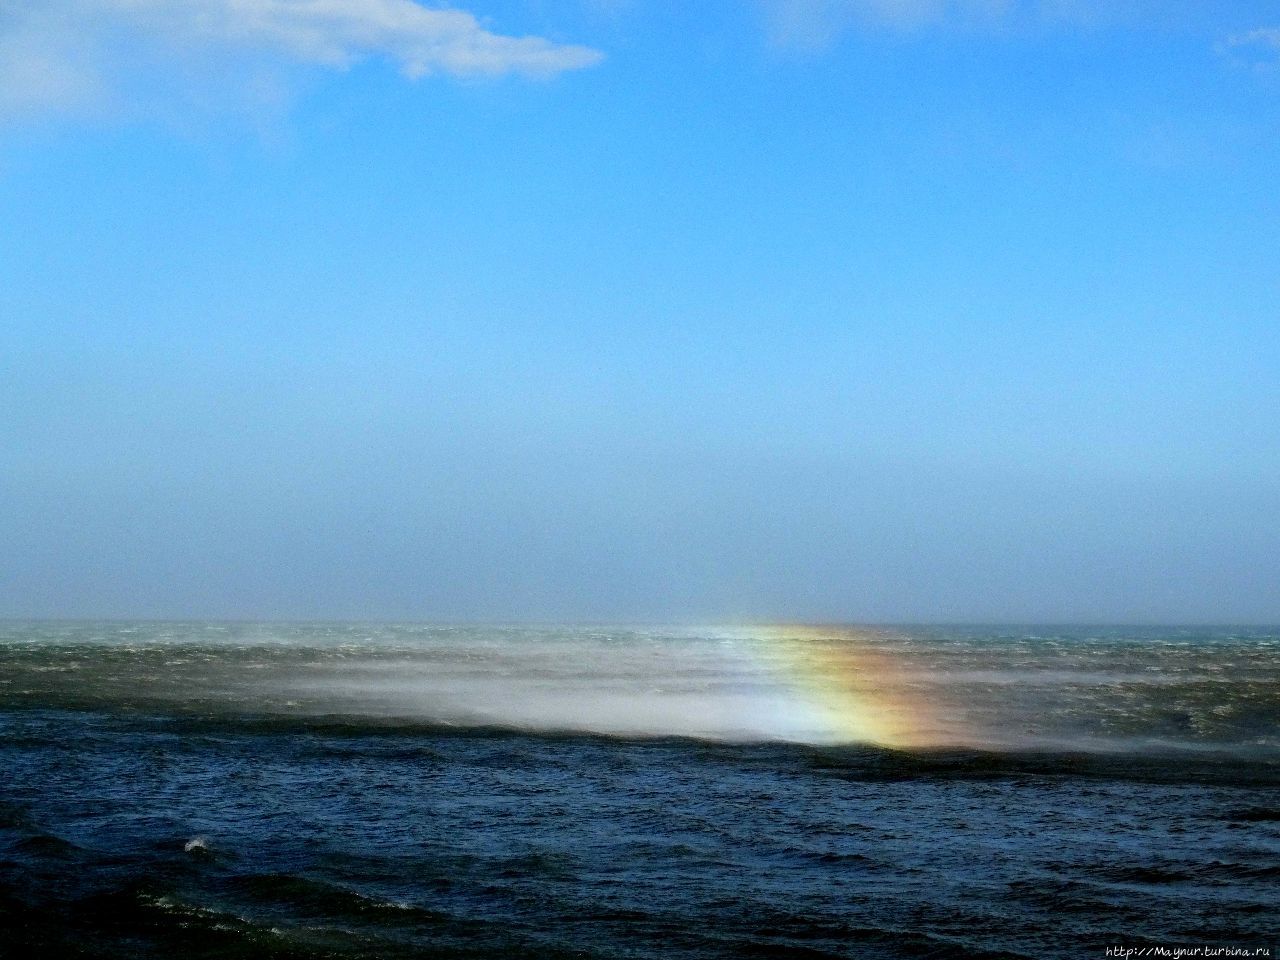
left=1, top=622, right=1277, bottom=959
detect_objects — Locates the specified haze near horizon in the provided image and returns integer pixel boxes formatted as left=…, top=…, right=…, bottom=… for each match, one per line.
left=2, top=1, right=1278, bottom=623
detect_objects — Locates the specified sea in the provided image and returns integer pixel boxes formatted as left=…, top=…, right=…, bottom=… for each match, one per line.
left=0, top=622, right=1276, bottom=959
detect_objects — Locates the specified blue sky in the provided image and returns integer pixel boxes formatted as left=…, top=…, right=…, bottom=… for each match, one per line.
left=1, top=0, right=1278, bottom=622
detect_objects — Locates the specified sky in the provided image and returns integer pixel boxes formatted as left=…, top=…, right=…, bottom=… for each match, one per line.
left=1, top=0, right=1278, bottom=623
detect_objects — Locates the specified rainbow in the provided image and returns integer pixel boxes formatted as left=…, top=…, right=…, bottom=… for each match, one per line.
left=726, top=624, right=955, bottom=748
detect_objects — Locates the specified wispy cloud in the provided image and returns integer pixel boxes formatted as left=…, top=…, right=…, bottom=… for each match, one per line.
left=1220, top=26, right=1280, bottom=69
left=760, top=0, right=1013, bottom=49
left=1211, top=26, right=1280, bottom=83
left=0, top=0, right=603, bottom=121
left=1225, top=27, right=1280, bottom=49
left=756, top=0, right=1188, bottom=50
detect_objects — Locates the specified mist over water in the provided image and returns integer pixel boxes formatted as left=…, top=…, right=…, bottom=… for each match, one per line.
left=1, top=622, right=1277, bottom=754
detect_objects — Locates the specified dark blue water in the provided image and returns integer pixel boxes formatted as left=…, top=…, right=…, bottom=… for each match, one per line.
left=1, top=623, right=1277, bottom=958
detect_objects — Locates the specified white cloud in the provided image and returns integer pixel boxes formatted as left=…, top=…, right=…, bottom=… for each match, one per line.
left=1224, top=27, right=1280, bottom=53
left=0, top=0, right=603, bottom=120
left=1216, top=27, right=1280, bottom=75
left=761, top=0, right=1013, bottom=48
left=756, top=0, right=1190, bottom=50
